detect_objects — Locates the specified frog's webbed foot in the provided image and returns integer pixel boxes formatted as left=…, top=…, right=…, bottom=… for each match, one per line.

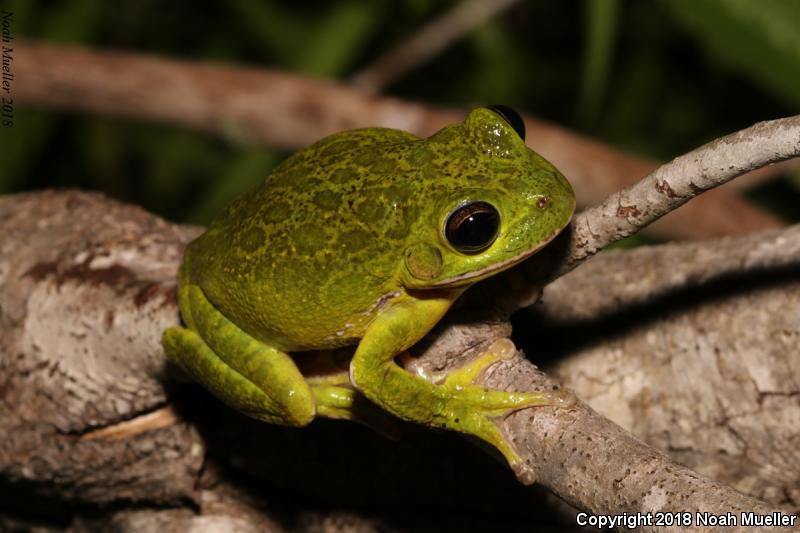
left=425, top=338, right=573, bottom=465
left=308, top=372, right=402, bottom=440
left=350, top=297, right=573, bottom=470
left=441, top=338, right=569, bottom=408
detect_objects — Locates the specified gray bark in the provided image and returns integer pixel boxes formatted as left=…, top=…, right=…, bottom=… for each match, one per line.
left=1, top=190, right=798, bottom=531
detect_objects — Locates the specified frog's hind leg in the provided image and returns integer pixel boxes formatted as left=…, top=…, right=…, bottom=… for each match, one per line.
left=163, top=284, right=315, bottom=427
left=305, top=370, right=362, bottom=419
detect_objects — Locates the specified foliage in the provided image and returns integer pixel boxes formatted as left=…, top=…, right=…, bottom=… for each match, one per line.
left=0, top=0, right=797, bottom=224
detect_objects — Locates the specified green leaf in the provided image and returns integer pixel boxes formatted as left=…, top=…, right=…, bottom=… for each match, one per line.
left=187, top=148, right=281, bottom=224
left=226, top=0, right=380, bottom=77
left=226, top=0, right=305, bottom=62
left=665, top=0, right=800, bottom=107
left=41, top=0, right=104, bottom=42
left=299, top=1, right=379, bottom=76
left=468, top=21, right=525, bottom=104
left=575, top=0, right=621, bottom=125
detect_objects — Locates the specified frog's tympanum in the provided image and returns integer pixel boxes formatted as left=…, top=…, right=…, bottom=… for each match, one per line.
left=163, top=106, right=576, bottom=469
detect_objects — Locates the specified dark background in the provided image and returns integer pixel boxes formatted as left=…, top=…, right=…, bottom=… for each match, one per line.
left=1, top=0, right=799, bottom=226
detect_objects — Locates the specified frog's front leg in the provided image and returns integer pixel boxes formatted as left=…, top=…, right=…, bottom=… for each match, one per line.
left=349, top=291, right=565, bottom=468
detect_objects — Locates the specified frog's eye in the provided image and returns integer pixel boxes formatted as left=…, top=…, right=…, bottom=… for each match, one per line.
left=444, top=201, right=500, bottom=254
left=486, top=105, right=526, bottom=140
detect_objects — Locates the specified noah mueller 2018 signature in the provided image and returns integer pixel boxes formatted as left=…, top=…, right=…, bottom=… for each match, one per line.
left=1, top=10, right=14, bottom=127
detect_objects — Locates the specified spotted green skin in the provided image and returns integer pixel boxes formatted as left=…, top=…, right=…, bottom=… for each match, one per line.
left=163, top=108, right=575, bottom=468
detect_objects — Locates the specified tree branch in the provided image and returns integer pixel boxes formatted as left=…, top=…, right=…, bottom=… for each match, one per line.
left=4, top=41, right=799, bottom=529
left=1, top=191, right=797, bottom=531
left=350, top=0, right=520, bottom=93
left=541, top=224, right=800, bottom=323
left=515, top=115, right=800, bottom=296
left=566, top=116, right=800, bottom=270
left=537, top=230, right=800, bottom=509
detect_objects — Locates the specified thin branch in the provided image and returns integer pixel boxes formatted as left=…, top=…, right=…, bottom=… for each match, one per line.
left=518, top=115, right=800, bottom=290
left=12, top=40, right=784, bottom=241
left=79, top=406, right=179, bottom=441
left=728, top=158, right=800, bottom=190
left=349, top=0, right=520, bottom=93
left=564, top=116, right=800, bottom=272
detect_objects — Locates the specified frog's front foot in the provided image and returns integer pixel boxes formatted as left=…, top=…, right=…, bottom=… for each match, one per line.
left=351, top=296, right=574, bottom=473
left=428, top=338, right=574, bottom=466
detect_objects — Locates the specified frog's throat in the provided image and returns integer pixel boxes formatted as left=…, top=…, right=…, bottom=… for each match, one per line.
left=431, top=224, right=568, bottom=288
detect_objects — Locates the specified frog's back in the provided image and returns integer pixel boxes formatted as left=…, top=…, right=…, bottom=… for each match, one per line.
left=186, top=128, right=423, bottom=351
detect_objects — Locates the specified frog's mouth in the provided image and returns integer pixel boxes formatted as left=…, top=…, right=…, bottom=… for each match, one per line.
left=431, top=222, right=569, bottom=288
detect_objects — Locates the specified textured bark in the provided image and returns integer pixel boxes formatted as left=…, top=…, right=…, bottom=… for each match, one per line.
left=0, top=191, right=570, bottom=530
left=562, top=117, right=800, bottom=270
left=1, top=190, right=797, bottom=532
left=536, top=242, right=800, bottom=511
left=0, top=191, right=203, bottom=507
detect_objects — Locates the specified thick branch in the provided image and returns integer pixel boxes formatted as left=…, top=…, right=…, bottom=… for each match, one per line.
left=541, top=224, right=800, bottom=323
left=1, top=191, right=797, bottom=532
left=413, top=278, right=799, bottom=526
left=12, top=40, right=787, bottom=241
left=535, top=231, right=800, bottom=510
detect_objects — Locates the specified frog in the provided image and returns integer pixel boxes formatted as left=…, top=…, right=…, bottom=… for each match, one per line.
left=162, top=106, right=576, bottom=470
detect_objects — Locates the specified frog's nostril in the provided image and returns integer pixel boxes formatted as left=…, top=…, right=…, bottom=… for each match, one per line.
left=536, top=195, right=551, bottom=209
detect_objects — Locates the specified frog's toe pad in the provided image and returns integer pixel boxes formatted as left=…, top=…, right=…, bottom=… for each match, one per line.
left=540, top=387, right=577, bottom=408
left=487, top=337, right=517, bottom=360
left=443, top=338, right=519, bottom=388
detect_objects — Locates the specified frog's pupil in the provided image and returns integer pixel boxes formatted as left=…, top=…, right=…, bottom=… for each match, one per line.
left=445, top=202, right=500, bottom=254
left=486, top=105, right=526, bottom=140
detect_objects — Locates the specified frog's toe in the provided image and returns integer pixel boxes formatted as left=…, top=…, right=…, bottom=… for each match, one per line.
left=442, top=338, right=519, bottom=388
left=435, top=384, right=563, bottom=468
left=432, top=339, right=575, bottom=466
left=309, top=377, right=402, bottom=440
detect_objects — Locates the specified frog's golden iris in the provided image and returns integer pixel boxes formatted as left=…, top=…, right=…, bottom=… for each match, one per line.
left=163, top=106, right=576, bottom=471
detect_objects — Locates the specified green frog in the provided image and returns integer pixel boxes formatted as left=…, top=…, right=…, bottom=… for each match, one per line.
left=163, top=106, right=575, bottom=469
